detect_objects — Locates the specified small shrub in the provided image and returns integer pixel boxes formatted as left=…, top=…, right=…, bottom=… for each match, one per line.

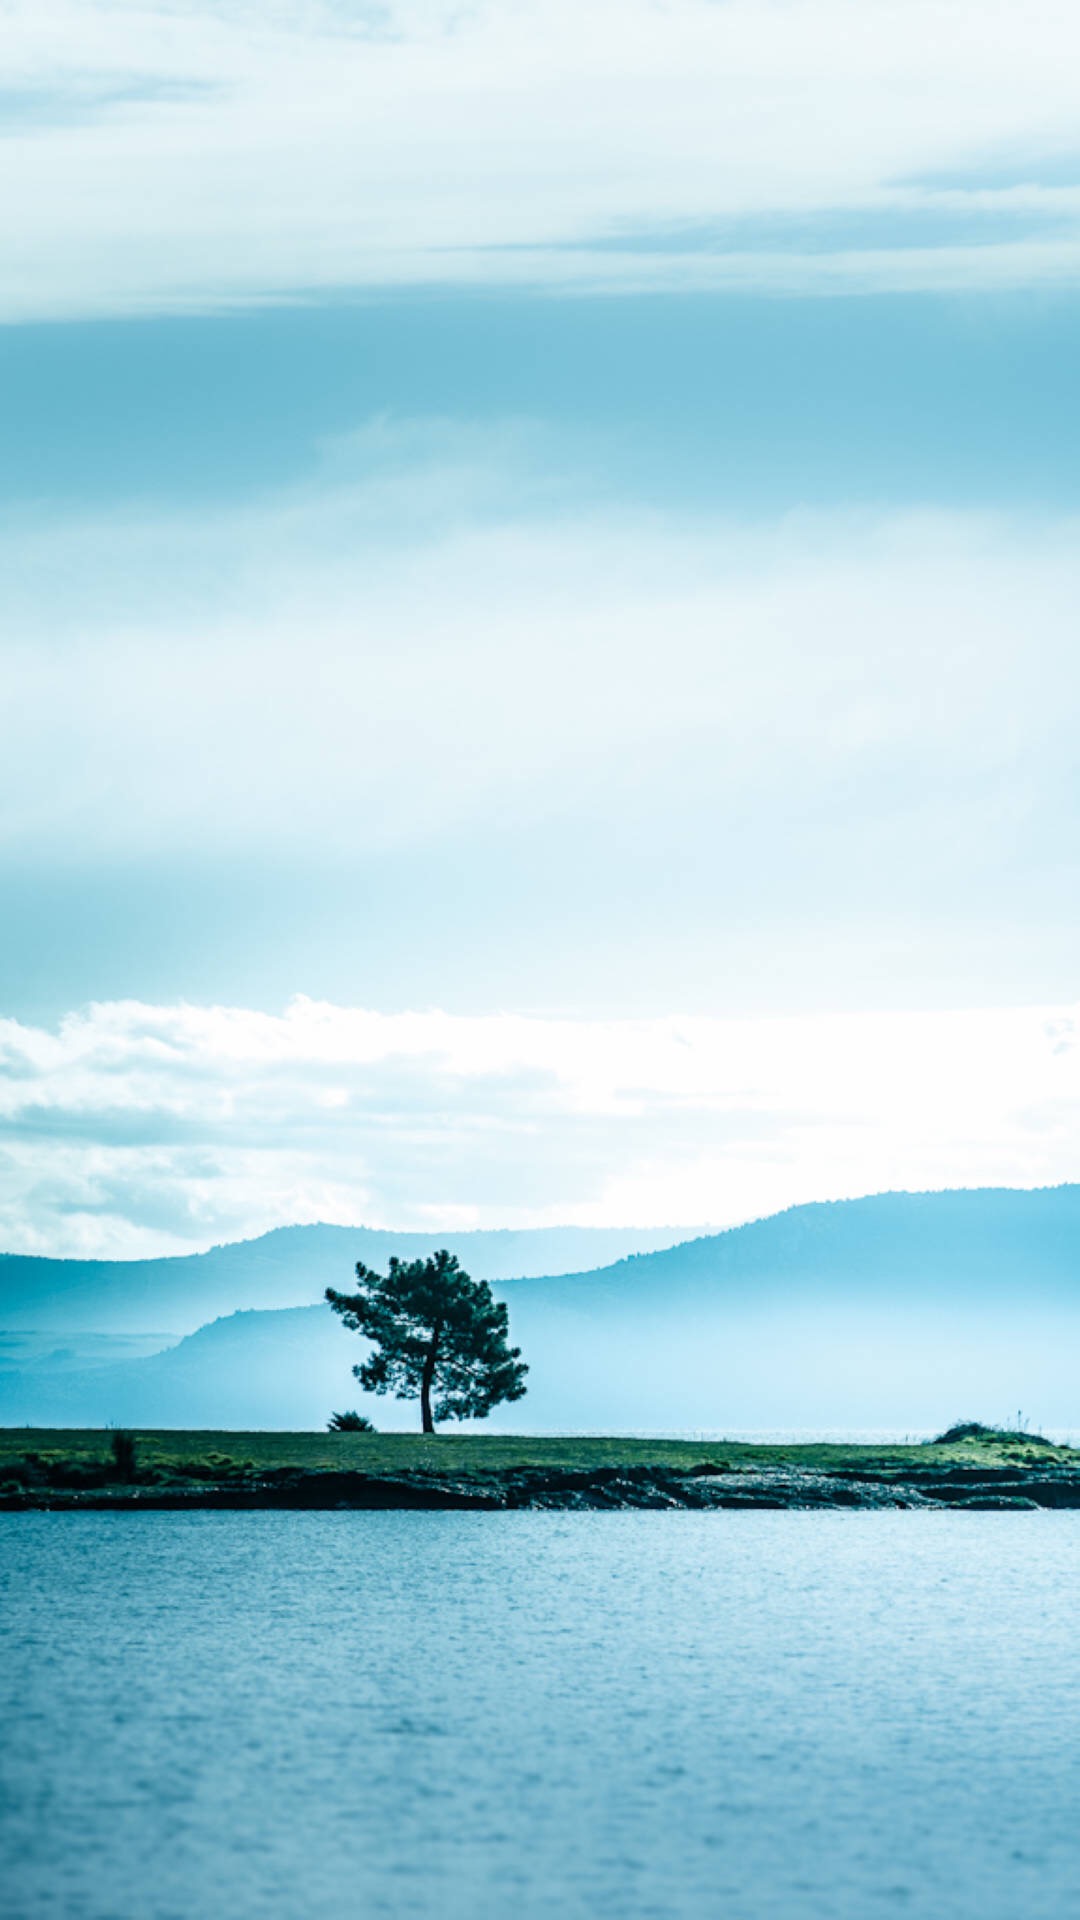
left=327, top=1411, right=375, bottom=1433
left=932, top=1419, right=1058, bottom=1448
left=933, top=1421, right=995, bottom=1444
left=109, top=1431, right=138, bottom=1480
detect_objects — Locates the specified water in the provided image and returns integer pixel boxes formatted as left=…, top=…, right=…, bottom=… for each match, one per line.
left=2, top=1513, right=1080, bottom=1919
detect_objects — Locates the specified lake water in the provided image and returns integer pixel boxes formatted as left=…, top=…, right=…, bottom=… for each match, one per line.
left=3, top=1512, right=1079, bottom=1919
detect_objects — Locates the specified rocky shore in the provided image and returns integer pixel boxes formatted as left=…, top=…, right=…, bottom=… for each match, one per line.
left=6, top=1458, right=1080, bottom=1511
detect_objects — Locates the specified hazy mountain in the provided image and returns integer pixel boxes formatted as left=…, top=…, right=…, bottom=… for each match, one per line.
left=4, top=1187, right=1079, bottom=1432
left=491, top=1184, right=1080, bottom=1431
left=0, top=1222, right=706, bottom=1335
left=502, top=1184, right=1080, bottom=1311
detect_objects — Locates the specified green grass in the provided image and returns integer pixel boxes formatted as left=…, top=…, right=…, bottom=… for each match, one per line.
left=0, top=1427, right=1071, bottom=1481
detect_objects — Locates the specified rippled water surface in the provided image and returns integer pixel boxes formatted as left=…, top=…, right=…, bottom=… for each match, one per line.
left=3, top=1512, right=1080, bottom=1918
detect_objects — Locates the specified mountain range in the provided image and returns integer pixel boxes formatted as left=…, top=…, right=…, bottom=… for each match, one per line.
left=0, top=1223, right=703, bottom=1335
left=3, top=1187, right=1079, bottom=1432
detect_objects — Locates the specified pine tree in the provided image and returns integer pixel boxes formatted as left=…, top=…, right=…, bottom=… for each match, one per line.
left=326, top=1249, right=528, bottom=1434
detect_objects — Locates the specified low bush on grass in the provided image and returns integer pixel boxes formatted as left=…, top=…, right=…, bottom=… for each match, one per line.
left=932, top=1420, right=1060, bottom=1449
left=109, top=1431, right=137, bottom=1480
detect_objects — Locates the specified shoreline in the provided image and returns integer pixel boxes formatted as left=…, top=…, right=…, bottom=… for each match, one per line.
left=6, top=1459, right=1080, bottom=1512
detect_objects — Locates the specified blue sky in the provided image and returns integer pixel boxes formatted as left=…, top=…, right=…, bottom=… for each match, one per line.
left=7, top=292, right=1080, bottom=521
left=3, top=1, right=1080, bottom=1252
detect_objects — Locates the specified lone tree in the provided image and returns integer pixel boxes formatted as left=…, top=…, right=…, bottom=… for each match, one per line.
left=325, top=1249, right=528, bottom=1434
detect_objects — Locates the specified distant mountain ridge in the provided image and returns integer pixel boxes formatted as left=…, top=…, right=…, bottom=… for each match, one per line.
left=499, top=1184, right=1080, bottom=1308
left=3, top=1186, right=1080, bottom=1431
left=0, top=1222, right=708, bottom=1334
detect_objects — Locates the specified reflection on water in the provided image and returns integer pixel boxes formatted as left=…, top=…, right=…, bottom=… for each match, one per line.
left=2, top=1511, right=1079, bottom=1918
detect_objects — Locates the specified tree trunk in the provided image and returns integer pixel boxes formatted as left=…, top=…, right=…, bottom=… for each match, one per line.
left=420, top=1323, right=441, bottom=1434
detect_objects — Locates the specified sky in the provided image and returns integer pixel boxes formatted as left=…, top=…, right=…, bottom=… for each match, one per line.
left=3, top=0, right=1080, bottom=1254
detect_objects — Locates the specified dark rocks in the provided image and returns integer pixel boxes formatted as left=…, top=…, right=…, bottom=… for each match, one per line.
left=5, top=1458, right=1080, bottom=1513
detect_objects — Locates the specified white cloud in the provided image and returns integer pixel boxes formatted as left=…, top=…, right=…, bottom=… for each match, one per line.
left=0, top=994, right=1078, bottom=1256
left=5, top=436, right=1078, bottom=1014
left=2, top=470, right=1076, bottom=1044
left=3, top=472, right=1079, bottom=917
left=4, top=0, right=1080, bottom=315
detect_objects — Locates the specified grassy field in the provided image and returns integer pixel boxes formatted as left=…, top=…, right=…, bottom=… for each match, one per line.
left=0, top=1427, right=1071, bottom=1479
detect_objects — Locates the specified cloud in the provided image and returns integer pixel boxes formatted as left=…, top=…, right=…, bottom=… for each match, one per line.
left=5, top=1, right=1080, bottom=316
left=0, top=995, right=1078, bottom=1256
left=4, top=421, right=1079, bottom=1018
left=3, top=448, right=1079, bottom=890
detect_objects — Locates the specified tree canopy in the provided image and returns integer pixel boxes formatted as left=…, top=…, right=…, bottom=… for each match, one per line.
left=325, top=1248, right=528, bottom=1433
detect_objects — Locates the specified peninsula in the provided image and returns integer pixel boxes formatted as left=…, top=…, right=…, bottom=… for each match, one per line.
left=3, top=1427, right=1078, bottom=1511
